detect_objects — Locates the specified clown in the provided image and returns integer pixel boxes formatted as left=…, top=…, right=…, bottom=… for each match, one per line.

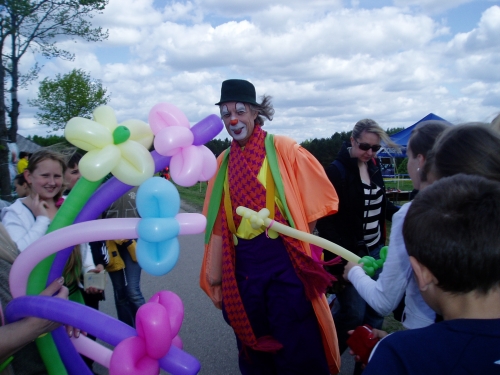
left=200, top=79, right=341, bottom=374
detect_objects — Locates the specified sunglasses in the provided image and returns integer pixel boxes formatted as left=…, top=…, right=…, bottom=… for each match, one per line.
left=354, top=139, right=381, bottom=152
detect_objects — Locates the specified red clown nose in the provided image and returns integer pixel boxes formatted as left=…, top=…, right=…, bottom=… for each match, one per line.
left=230, top=119, right=238, bottom=125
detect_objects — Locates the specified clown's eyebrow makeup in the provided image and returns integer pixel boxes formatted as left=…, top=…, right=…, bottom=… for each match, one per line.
left=236, top=102, right=246, bottom=113
left=221, top=105, right=229, bottom=117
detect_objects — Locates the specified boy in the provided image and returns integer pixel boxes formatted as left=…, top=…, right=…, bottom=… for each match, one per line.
left=363, top=174, right=500, bottom=375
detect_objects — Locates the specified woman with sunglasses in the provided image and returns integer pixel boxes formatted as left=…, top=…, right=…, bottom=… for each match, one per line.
left=316, top=118, right=400, bottom=375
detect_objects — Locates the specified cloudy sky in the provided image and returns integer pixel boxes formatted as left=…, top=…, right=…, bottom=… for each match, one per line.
left=16, top=0, right=500, bottom=143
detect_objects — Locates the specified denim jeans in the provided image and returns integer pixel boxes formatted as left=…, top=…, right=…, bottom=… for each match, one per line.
left=334, top=243, right=385, bottom=369
left=108, top=246, right=146, bottom=327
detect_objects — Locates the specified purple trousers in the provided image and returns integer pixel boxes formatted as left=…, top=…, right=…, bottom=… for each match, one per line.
left=222, top=233, right=329, bottom=375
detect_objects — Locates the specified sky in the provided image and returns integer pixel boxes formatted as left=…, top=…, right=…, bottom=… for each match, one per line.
left=15, top=0, right=500, bottom=143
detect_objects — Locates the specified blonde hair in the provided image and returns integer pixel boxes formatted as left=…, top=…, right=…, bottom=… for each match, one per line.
left=352, top=118, right=399, bottom=149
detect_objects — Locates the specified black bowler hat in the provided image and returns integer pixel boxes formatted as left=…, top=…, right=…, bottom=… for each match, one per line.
left=215, top=79, right=259, bottom=106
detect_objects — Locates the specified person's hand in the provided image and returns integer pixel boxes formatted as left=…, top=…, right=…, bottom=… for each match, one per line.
left=370, top=328, right=388, bottom=340
left=29, top=193, right=49, bottom=218
left=84, top=265, right=105, bottom=294
left=343, top=261, right=362, bottom=280
left=28, top=277, right=71, bottom=336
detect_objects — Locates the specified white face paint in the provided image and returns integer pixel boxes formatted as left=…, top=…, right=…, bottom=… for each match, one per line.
left=220, top=102, right=257, bottom=146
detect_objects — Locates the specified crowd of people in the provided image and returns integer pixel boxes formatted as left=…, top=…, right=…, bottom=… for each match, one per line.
left=0, top=78, right=499, bottom=375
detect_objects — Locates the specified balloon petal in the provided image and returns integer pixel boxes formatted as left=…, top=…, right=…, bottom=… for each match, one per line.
left=122, top=119, right=154, bottom=149
left=136, top=177, right=180, bottom=218
left=154, top=127, right=194, bottom=156
left=79, top=145, right=121, bottom=182
left=170, top=147, right=203, bottom=187
left=65, top=117, right=113, bottom=151
left=113, top=141, right=155, bottom=186
left=199, top=145, right=218, bottom=181
left=93, top=105, right=118, bottom=132
left=148, top=103, right=190, bottom=134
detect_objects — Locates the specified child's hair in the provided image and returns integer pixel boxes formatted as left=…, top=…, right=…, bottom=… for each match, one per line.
left=13, top=173, right=27, bottom=186
left=429, top=124, right=500, bottom=183
left=19, top=151, right=29, bottom=159
left=408, top=121, right=450, bottom=182
left=66, top=151, right=83, bottom=169
left=403, top=174, right=500, bottom=294
left=25, top=149, right=67, bottom=201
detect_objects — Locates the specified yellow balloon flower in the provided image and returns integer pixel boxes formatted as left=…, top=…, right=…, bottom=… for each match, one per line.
left=65, top=105, right=155, bottom=186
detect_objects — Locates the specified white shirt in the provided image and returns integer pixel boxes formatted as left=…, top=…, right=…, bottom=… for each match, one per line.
left=347, top=202, right=436, bottom=329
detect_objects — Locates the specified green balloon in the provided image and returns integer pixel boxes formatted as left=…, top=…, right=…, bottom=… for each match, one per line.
left=26, top=177, right=103, bottom=374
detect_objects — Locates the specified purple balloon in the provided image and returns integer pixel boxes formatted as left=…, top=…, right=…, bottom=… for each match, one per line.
left=6, top=296, right=201, bottom=374
left=51, top=327, right=93, bottom=375
left=191, top=115, right=223, bottom=146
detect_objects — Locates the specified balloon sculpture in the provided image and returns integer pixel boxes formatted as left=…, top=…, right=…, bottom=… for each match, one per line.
left=236, top=207, right=387, bottom=276
left=6, top=103, right=224, bottom=375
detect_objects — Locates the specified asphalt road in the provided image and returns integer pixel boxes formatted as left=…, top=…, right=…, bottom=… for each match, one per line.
left=92, top=202, right=355, bottom=375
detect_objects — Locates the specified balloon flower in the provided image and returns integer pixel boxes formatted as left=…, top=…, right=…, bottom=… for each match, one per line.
left=110, top=291, right=185, bottom=375
left=65, top=105, right=155, bottom=185
left=149, top=102, right=218, bottom=186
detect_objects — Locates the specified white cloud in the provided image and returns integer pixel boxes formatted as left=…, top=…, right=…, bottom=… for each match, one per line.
left=15, top=0, right=500, bottom=143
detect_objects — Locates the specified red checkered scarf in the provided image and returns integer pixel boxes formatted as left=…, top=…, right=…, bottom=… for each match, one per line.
left=221, top=126, right=335, bottom=352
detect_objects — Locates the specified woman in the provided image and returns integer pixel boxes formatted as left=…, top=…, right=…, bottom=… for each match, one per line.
left=316, top=119, right=399, bottom=369
left=343, top=121, right=450, bottom=329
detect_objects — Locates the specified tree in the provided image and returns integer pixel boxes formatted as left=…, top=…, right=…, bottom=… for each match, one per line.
left=0, top=0, right=108, bottom=200
left=29, top=68, right=110, bottom=130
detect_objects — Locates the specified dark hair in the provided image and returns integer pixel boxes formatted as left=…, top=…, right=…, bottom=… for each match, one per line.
left=13, top=173, right=27, bottom=186
left=66, top=151, right=83, bottom=169
left=403, top=174, right=500, bottom=294
left=429, top=124, right=500, bottom=183
left=408, top=121, right=450, bottom=182
left=19, top=151, right=28, bottom=159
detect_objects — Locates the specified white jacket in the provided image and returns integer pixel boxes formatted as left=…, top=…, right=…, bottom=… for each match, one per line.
left=347, top=202, right=436, bottom=329
left=1, top=199, right=50, bottom=251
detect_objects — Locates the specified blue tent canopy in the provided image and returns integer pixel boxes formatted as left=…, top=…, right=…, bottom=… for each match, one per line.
left=377, top=113, right=451, bottom=158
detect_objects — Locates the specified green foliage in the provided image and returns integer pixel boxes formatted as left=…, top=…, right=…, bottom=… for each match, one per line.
left=26, top=134, right=68, bottom=147
left=205, top=137, right=231, bottom=157
left=28, top=68, right=110, bottom=130
left=386, top=127, right=405, bottom=136
left=301, top=131, right=351, bottom=168
left=0, top=0, right=109, bottom=200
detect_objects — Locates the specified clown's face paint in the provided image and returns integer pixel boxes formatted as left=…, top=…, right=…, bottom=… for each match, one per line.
left=220, top=102, right=258, bottom=146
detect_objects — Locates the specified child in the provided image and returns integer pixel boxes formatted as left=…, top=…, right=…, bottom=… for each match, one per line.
left=363, top=174, right=500, bottom=374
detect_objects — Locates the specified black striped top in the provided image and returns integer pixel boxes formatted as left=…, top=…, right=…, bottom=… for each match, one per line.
left=362, top=181, right=383, bottom=249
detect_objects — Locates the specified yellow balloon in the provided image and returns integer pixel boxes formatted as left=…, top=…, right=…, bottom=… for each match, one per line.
left=236, top=206, right=361, bottom=263
left=92, top=105, right=118, bottom=132
left=121, top=119, right=154, bottom=149
left=79, top=145, right=121, bottom=182
left=65, top=117, right=113, bottom=151
left=112, top=141, right=155, bottom=186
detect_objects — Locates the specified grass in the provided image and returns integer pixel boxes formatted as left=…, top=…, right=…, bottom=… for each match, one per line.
left=174, top=181, right=207, bottom=212
left=383, top=178, right=414, bottom=192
